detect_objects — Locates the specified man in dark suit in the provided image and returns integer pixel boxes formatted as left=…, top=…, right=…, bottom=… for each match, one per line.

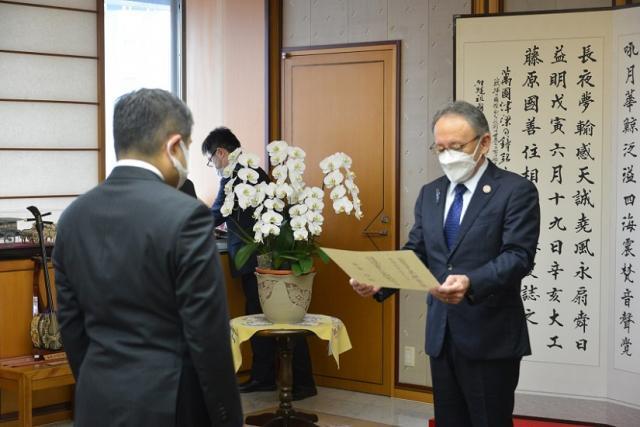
left=351, top=101, right=540, bottom=426
left=53, top=89, right=242, bottom=427
left=203, top=127, right=317, bottom=400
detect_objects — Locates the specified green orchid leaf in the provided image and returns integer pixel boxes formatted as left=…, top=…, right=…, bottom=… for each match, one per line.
left=291, top=262, right=303, bottom=276
left=234, top=242, right=258, bottom=270
left=300, top=256, right=314, bottom=273
left=315, top=248, right=330, bottom=264
left=279, top=255, right=301, bottom=261
left=274, top=221, right=295, bottom=251
left=273, top=255, right=284, bottom=269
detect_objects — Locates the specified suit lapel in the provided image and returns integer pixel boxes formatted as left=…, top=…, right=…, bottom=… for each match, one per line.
left=447, top=161, right=501, bottom=257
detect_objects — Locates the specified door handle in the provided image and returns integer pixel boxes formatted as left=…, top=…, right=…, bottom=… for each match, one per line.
left=362, top=230, right=388, bottom=237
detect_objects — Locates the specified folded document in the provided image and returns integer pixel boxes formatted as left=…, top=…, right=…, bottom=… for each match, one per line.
left=322, top=248, right=439, bottom=291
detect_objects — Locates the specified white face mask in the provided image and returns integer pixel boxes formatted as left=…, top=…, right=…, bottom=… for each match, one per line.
left=167, top=139, right=189, bottom=188
left=438, top=140, right=482, bottom=184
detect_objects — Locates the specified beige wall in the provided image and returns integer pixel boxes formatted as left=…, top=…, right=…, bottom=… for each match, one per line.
left=185, top=0, right=266, bottom=207
left=283, top=0, right=471, bottom=387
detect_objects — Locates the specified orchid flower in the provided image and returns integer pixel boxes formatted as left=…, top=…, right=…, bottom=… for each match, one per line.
left=237, top=167, right=259, bottom=184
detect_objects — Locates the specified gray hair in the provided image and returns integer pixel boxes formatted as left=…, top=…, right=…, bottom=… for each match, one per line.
left=431, top=100, right=490, bottom=136
left=113, top=88, right=193, bottom=158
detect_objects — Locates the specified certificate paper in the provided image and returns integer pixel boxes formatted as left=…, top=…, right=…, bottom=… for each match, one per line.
left=321, top=248, right=440, bottom=291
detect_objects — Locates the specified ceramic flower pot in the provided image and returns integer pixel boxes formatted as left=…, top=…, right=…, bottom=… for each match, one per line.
left=255, top=267, right=315, bottom=323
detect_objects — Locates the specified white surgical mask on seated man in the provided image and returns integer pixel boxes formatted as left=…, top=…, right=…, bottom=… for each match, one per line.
left=438, top=139, right=482, bottom=184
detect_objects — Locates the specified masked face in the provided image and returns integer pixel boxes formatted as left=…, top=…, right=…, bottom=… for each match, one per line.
left=213, top=148, right=229, bottom=177
left=214, top=153, right=224, bottom=177
left=167, top=139, right=189, bottom=188
left=437, top=137, right=482, bottom=184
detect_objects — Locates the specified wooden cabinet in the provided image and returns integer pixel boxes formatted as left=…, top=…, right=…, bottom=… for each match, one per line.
left=0, top=258, right=73, bottom=424
left=0, top=251, right=246, bottom=423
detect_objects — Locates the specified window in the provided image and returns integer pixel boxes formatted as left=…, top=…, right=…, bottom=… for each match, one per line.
left=104, top=0, right=182, bottom=175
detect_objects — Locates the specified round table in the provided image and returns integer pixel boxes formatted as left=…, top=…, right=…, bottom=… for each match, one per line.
left=230, top=314, right=352, bottom=427
left=245, top=329, right=317, bottom=426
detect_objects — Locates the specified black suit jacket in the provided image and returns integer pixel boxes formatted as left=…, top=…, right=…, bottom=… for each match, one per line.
left=53, top=166, right=243, bottom=427
left=211, top=166, right=270, bottom=277
left=378, top=160, right=540, bottom=360
left=179, top=178, right=197, bottom=198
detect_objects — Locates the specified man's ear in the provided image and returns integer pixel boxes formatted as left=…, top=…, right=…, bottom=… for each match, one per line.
left=166, top=134, right=182, bottom=155
left=480, top=133, right=491, bottom=154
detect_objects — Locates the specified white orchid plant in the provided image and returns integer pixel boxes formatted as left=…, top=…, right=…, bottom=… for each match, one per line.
left=221, top=140, right=363, bottom=276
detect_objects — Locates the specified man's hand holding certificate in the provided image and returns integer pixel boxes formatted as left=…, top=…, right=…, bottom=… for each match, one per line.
left=324, top=247, right=470, bottom=305
left=322, top=248, right=439, bottom=290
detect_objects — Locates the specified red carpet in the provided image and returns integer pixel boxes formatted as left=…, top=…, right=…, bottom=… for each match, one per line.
left=428, top=415, right=612, bottom=426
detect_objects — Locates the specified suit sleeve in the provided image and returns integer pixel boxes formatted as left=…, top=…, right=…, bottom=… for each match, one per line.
left=403, top=185, right=429, bottom=265
left=174, top=204, right=243, bottom=426
left=210, top=178, right=228, bottom=227
left=466, top=179, right=540, bottom=302
left=53, top=228, right=89, bottom=379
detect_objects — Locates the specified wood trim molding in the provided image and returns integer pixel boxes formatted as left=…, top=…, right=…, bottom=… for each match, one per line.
left=266, top=0, right=282, bottom=144
left=97, top=0, right=105, bottom=182
left=0, top=49, right=97, bottom=60
left=392, top=387, right=434, bottom=404
left=0, top=99, right=99, bottom=105
left=282, top=40, right=401, bottom=54
left=472, top=0, right=503, bottom=14
left=0, top=0, right=95, bottom=13
left=0, top=148, right=99, bottom=151
left=0, top=194, right=80, bottom=200
left=180, top=0, right=187, bottom=103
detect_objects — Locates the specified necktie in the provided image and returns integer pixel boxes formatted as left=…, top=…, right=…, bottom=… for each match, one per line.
left=444, top=184, right=467, bottom=250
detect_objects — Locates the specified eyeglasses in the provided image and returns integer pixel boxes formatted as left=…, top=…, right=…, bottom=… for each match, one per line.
left=429, top=135, right=481, bottom=154
left=206, top=153, right=216, bottom=168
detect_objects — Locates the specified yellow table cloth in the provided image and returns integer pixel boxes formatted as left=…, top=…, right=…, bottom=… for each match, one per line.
left=230, top=314, right=352, bottom=372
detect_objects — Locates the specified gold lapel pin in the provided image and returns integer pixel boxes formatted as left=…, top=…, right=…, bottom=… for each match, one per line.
left=483, top=185, right=491, bottom=194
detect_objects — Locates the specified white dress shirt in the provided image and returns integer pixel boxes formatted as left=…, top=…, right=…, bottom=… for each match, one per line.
left=114, top=159, right=164, bottom=180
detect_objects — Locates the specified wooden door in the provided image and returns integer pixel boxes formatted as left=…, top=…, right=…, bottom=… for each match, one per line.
left=282, top=43, right=398, bottom=395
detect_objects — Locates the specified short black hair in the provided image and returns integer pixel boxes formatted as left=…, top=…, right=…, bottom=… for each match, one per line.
left=431, top=100, right=490, bottom=136
left=113, top=88, right=193, bottom=158
left=201, top=127, right=242, bottom=156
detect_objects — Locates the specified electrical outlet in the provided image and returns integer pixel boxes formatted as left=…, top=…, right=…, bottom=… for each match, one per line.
left=404, top=346, right=415, bottom=367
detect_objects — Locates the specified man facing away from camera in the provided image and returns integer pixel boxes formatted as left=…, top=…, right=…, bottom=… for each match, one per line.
left=53, top=88, right=243, bottom=426
left=351, top=101, right=540, bottom=427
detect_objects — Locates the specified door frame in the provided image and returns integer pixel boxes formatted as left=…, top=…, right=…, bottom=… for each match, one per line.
left=278, top=40, right=401, bottom=251
left=273, top=40, right=402, bottom=395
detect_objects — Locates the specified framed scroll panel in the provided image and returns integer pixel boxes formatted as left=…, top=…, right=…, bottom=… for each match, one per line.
left=0, top=0, right=103, bottom=227
left=457, top=10, right=611, bottom=369
left=456, top=7, right=640, bottom=403
left=613, top=9, right=640, bottom=378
